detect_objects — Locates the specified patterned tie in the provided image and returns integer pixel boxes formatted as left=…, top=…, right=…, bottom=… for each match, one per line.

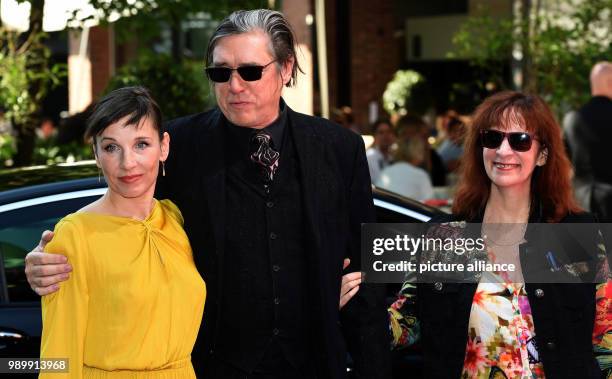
left=249, top=131, right=280, bottom=183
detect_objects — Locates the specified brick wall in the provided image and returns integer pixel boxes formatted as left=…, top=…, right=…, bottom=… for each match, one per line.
left=324, top=0, right=338, bottom=116
left=282, top=0, right=314, bottom=115
left=349, top=0, right=400, bottom=132
left=88, top=25, right=114, bottom=100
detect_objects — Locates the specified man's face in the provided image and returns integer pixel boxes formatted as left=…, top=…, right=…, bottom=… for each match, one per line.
left=211, top=30, right=293, bottom=129
left=374, top=123, right=395, bottom=150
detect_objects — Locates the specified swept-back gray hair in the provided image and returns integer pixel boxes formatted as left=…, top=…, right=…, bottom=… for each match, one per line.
left=206, top=9, right=302, bottom=87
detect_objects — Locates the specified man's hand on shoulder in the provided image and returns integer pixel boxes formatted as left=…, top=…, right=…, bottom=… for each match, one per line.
left=24, top=230, right=72, bottom=296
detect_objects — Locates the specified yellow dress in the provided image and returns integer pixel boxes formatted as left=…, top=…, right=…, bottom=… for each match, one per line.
left=40, top=199, right=206, bottom=379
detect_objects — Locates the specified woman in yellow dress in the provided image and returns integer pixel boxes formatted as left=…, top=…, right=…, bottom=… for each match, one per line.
left=39, top=86, right=206, bottom=379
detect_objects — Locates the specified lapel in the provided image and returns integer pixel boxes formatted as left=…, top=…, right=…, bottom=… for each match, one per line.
left=202, top=111, right=226, bottom=258
left=289, top=108, right=326, bottom=251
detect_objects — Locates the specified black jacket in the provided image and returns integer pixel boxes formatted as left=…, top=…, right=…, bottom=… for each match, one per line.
left=156, top=105, right=391, bottom=379
left=564, top=96, right=612, bottom=221
left=417, top=211, right=606, bottom=379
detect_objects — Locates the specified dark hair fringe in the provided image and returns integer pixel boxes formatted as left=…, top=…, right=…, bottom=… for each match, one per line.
left=85, top=86, right=163, bottom=144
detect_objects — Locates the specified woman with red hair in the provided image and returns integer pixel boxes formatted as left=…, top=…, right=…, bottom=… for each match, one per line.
left=439, top=91, right=610, bottom=378
left=453, top=91, right=580, bottom=222
left=342, top=91, right=611, bottom=378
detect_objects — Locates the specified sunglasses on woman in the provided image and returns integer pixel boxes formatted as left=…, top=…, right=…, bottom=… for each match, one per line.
left=480, top=129, right=539, bottom=152
left=205, top=60, right=277, bottom=83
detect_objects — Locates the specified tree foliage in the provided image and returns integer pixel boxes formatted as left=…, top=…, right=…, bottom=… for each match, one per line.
left=105, top=53, right=213, bottom=120
left=0, top=0, right=67, bottom=166
left=72, top=0, right=271, bottom=23
left=451, top=0, right=612, bottom=113
left=0, top=29, right=65, bottom=128
left=450, top=11, right=514, bottom=92
left=70, top=0, right=272, bottom=60
left=383, top=70, right=433, bottom=117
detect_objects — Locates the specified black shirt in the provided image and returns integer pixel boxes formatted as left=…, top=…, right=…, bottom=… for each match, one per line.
left=215, top=101, right=312, bottom=373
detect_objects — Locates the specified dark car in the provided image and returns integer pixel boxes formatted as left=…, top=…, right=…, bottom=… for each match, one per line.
left=0, top=162, right=443, bottom=377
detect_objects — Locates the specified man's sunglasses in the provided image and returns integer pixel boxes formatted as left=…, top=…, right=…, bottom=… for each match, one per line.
left=480, top=129, right=539, bottom=152
left=205, top=60, right=277, bottom=83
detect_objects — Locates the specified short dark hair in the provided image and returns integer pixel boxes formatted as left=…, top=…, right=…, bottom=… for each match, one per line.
left=85, top=86, right=162, bottom=144
left=206, top=9, right=302, bottom=87
left=371, top=118, right=392, bottom=134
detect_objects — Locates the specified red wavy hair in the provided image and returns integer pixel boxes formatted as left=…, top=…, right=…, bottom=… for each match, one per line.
left=452, top=91, right=581, bottom=222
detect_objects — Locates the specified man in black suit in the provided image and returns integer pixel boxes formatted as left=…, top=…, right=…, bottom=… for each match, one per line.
left=25, top=9, right=390, bottom=379
left=563, top=61, right=612, bottom=220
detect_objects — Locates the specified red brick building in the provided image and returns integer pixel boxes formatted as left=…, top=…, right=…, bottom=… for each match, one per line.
left=68, top=0, right=511, bottom=130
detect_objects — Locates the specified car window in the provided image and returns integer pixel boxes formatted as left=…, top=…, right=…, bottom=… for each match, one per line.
left=376, top=207, right=414, bottom=223
left=0, top=195, right=101, bottom=303
left=375, top=204, right=433, bottom=223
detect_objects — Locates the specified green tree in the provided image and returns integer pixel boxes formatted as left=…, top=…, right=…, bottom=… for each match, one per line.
left=382, top=70, right=433, bottom=117
left=451, top=0, right=612, bottom=114
left=105, top=53, right=212, bottom=120
left=0, top=0, right=66, bottom=166
left=71, top=0, right=271, bottom=62
left=74, top=0, right=271, bottom=120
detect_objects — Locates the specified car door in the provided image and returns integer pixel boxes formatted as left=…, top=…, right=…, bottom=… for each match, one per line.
left=0, top=189, right=104, bottom=362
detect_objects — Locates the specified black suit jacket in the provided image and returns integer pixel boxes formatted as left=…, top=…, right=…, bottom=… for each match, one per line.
left=564, top=96, right=612, bottom=220
left=156, top=104, right=391, bottom=379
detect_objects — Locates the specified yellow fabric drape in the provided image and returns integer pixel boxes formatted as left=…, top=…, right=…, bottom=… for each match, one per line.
left=40, top=199, right=205, bottom=379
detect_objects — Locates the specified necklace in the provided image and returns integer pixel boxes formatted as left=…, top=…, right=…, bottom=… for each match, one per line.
left=481, top=204, right=529, bottom=246
left=481, top=222, right=527, bottom=246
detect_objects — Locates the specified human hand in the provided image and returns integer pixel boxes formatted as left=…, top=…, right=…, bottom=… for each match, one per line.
left=24, top=230, right=71, bottom=296
left=340, top=258, right=362, bottom=309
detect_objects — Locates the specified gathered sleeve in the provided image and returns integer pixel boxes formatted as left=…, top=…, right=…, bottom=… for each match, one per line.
left=40, top=218, right=89, bottom=379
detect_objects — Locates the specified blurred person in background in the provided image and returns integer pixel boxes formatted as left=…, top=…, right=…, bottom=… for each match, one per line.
left=563, top=61, right=612, bottom=221
left=396, top=115, right=446, bottom=186
left=366, top=118, right=396, bottom=183
left=375, top=136, right=433, bottom=201
left=333, top=105, right=361, bottom=134
left=436, top=114, right=465, bottom=173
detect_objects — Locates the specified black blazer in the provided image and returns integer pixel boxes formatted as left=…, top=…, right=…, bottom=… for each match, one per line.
left=419, top=211, right=606, bottom=379
left=156, top=105, right=391, bottom=379
left=564, top=96, right=612, bottom=221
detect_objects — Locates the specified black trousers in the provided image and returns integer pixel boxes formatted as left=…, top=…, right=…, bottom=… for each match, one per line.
left=208, top=343, right=317, bottom=379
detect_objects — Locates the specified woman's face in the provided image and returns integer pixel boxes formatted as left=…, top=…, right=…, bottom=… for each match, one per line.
left=482, top=113, right=547, bottom=192
left=95, top=116, right=169, bottom=201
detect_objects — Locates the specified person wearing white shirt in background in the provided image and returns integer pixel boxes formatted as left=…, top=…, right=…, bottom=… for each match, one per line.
left=366, top=119, right=396, bottom=183
left=376, top=136, right=434, bottom=201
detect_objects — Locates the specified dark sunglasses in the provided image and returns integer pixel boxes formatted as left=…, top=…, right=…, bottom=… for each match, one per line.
left=480, top=129, right=539, bottom=152
left=205, top=60, right=277, bottom=83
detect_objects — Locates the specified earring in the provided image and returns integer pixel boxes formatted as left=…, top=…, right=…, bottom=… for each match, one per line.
left=537, top=148, right=548, bottom=166
left=98, top=169, right=101, bottom=183
left=161, top=160, right=166, bottom=177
